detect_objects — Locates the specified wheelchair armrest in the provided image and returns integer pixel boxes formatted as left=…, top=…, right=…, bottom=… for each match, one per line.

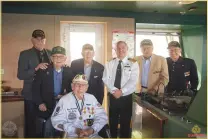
left=98, top=124, right=111, bottom=138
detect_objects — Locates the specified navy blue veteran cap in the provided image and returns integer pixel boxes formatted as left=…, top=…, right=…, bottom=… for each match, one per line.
left=32, top=29, right=45, bottom=39
left=140, top=39, right=153, bottom=47
left=168, top=41, right=181, bottom=49
left=51, top=46, right=66, bottom=55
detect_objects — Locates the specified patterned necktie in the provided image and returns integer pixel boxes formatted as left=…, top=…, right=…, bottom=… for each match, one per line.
left=39, top=50, right=44, bottom=63
left=114, top=60, right=122, bottom=89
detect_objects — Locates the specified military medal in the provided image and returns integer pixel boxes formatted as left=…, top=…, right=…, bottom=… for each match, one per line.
left=84, top=120, right=87, bottom=126
left=79, top=116, right=82, bottom=120
left=83, top=107, right=86, bottom=114
left=91, top=107, right=94, bottom=114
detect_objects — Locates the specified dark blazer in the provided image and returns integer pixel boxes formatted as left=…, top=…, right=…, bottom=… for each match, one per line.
left=166, top=57, right=199, bottom=92
left=71, top=58, right=104, bottom=104
left=32, top=65, right=73, bottom=119
left=17, top=47, right=51, bottom=100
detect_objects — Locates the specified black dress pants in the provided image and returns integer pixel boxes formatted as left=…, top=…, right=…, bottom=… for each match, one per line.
left=109, top=93, right=132, bottom=138
left=24, top=99, right=36, bottom=138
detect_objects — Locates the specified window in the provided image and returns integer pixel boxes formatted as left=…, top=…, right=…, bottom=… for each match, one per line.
left=60, top=23, right=104, bottom=64
left=69, top=32, right=95, bottom=61
left=136, top=31, right=180, bottom=57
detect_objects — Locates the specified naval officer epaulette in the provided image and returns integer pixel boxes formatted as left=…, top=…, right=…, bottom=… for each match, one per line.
left=128, top=58, right=137, bottom=63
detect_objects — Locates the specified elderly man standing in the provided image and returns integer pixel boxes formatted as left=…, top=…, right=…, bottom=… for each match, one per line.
left=32, top=46, right=73, bottom=137
left=71, top=44, right=104, bottom=104
left=51, top=74, right=108, bottom=138
left=166, top=41, right=198, bottom=94
left=17, top=29, right=51, bottom=137
left=102, top=41, right=139, bottom=138
left=135, top=39, right=169, bottom=95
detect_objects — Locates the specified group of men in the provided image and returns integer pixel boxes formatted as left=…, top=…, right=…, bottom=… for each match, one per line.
left=17, top=29, right=198, bottom=138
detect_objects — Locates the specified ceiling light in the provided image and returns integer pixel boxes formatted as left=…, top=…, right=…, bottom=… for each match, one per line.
left=178, top=0, right=197, bottom=5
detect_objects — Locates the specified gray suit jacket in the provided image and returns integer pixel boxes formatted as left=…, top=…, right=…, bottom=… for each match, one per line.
left=17, top=47, right=51, bottom=100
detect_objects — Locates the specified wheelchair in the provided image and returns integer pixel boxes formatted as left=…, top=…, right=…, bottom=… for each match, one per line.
left=36, top=117, right=111, bottom=138
left=61, top=124, right=111, bottom=138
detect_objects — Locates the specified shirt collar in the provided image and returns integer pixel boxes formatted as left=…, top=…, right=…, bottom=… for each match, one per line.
left=84, top=60, right=93, bottom=67
left=142, top=55, right=152, bottom=61
left=116, top=56, right=128, bottom=63
left=33, top=46, right=44, bottom=53
left=54, top=67, right=63, bottom=73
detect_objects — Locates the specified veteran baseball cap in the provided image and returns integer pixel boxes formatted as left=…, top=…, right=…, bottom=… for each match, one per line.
left=82, top=44, right=94, bottom=52
left=32, top=29, right=45, bottom=39
left=168, top=41, right=181, bottom=49
left=140, top=39, right=153, bottom=47
left=72, top=74, right=88, bottom=84
left=51, top=46, right=66, bottom=55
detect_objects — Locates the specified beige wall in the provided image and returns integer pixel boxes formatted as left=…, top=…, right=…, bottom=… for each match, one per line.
left=2, top=13, right=135, bottom=88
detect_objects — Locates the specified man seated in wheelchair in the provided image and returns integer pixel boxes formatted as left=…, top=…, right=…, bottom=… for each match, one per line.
left=51, top=74, right=108, bottom=138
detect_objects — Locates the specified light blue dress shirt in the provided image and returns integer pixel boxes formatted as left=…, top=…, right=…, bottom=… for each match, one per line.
left=53, top=68, right=63, bottom=97
left=141, top=57, right=152, bottom=87
left=84, top=64, right=92, bottom=81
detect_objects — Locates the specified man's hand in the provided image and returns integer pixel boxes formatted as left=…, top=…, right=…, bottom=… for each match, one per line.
left=82, top=128, right=94, bottom=137
left=75, top=128, right=84, bottom=138
left=147, top=88, right=157, bottom=95
left=113, top=89, right=123, bottom=99
left=39, top=103, right=47, bottom=111
left=35, top=63, right=49, bottom=71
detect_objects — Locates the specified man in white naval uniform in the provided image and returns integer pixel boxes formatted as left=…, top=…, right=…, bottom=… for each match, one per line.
left=102, top=41, right=139, bottom=138
left=51, top=74, right=108, bottom=138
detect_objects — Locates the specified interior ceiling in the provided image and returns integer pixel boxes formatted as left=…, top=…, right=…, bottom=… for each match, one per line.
left=2, top=1, right=207, bottom=15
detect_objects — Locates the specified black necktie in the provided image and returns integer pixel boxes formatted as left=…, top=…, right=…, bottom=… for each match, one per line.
left=114, top=60, right=122, bottom=89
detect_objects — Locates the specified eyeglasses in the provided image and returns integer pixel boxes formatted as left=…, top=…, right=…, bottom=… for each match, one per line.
left=74, top=83, right=86, bottom=88
left=52, top=56, right=65, bottom=59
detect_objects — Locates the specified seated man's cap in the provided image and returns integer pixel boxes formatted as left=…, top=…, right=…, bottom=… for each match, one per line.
left=82, top=44, right=94, bottom=51
left=140, top=39, right=153, bottom=47
left=32, top=29, right=45, bottom=39
left=72, top=74, right=88, bottom=84
left=51, top=46, right=66, bottom=55
left=168, top=41, right=181, bottom=49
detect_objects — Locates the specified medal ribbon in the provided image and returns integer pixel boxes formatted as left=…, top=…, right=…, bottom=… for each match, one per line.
left=72, top=93, right=85, bottom=116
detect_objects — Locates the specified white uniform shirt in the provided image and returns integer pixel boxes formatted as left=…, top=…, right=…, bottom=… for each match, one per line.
left=102, top=56, right=139, bottom=96
left=51, top=92, right=108, bottom=138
